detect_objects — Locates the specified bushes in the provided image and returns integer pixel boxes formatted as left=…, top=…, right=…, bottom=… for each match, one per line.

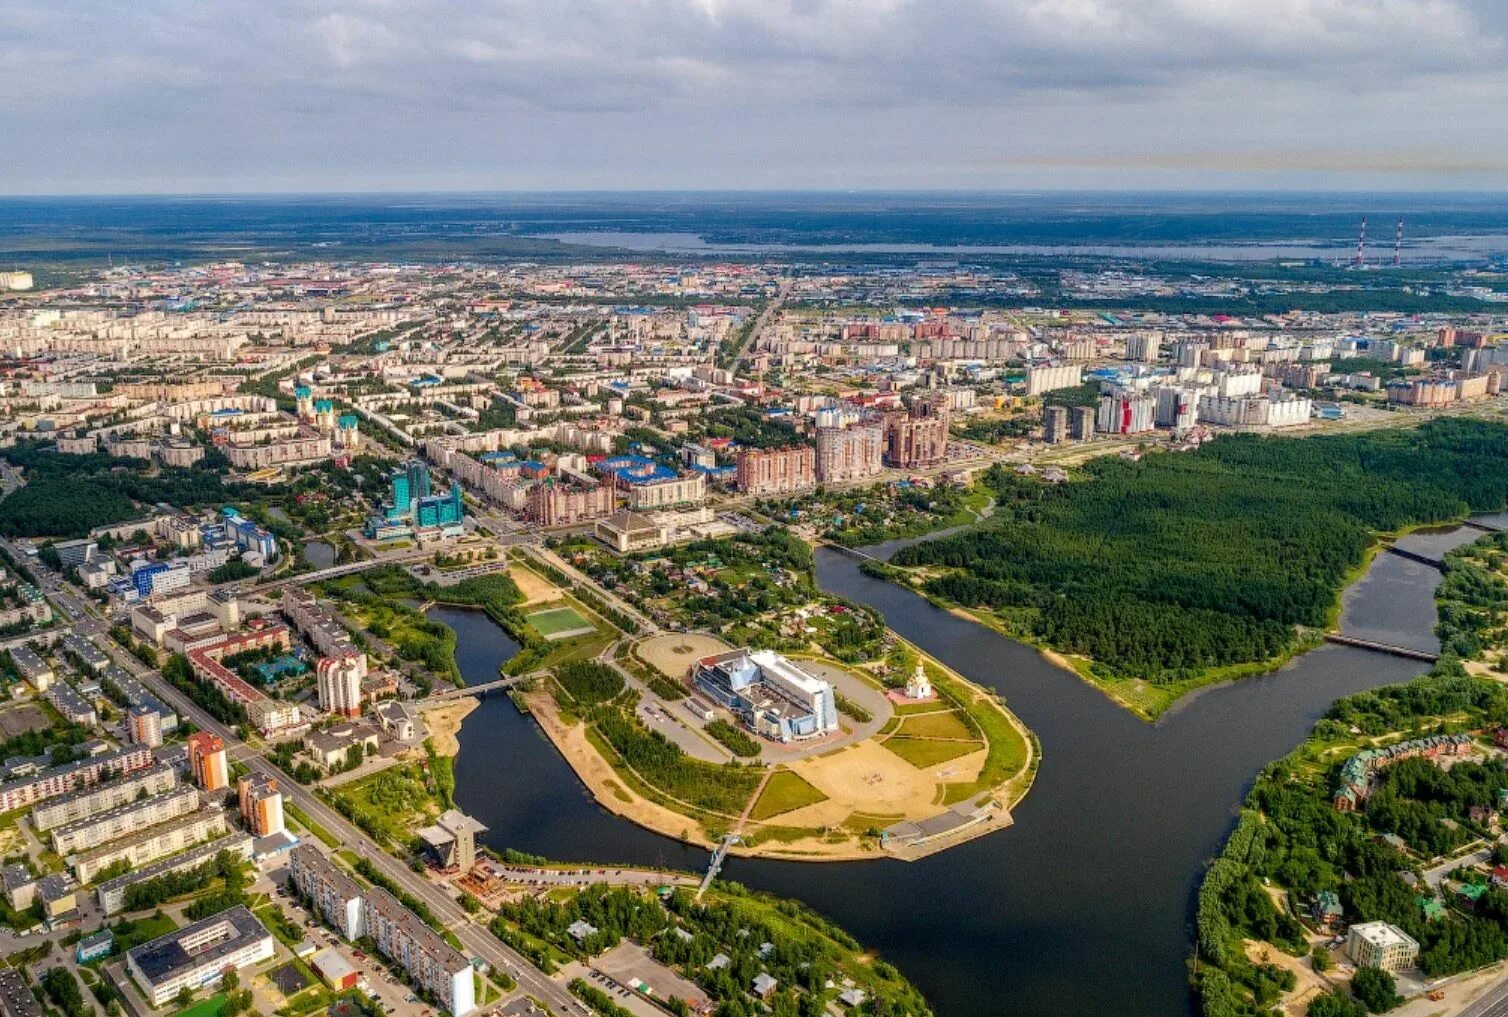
left=705, top=720, right=761, bottom=758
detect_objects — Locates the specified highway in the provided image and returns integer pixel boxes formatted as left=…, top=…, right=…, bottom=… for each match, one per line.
left=10, top=542, right=585, bottom=1017
left=1460, top=976, right=1508, bottom=1017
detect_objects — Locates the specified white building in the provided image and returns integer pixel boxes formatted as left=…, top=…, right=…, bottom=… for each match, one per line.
left=1024, top=364, right=1083, bottom=397
left=126, top=906, right=274, bottom=1007
left=1346, top=921, right=1419, bottom=972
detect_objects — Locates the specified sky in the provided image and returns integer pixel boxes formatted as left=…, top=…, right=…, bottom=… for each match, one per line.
left=3, top=0, right=1507, bottom=194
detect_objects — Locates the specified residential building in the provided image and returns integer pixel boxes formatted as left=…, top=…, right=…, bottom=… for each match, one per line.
left=0, top=744, right=153, bottom=815
left=524, top=480, right=616, bottom=527
left=0, top=966, right=41, bottom=1017
left=1024, top=363, right=1083, bottom=396
left=1096, top=393, right=1157, bottom=435
left=97, top=833, right=253, bottom=915
left=1069, top=405, right=1097, bottom=440
left=50, top=786, right=200, bottom=856
left=289, top=846, right=475, bottom=1015
left=187, top=732, right=229, bottom=792
left=72, top=808, right=229, bottom=883
left=129, top=704, right=164, bottom=747
left=317, top=652, right=366, bottom=717
left=290, top=844, right=366, bottom=939
left=237, top=773, right=285, bottom=838
left=126, top=906, right=275, bottom=1007
left=883, top=397, right=949, bottom=469
left=815, top=422, right=885, bottom=483
left=32, top=762, right=177, bottom=831
left=736, top=445, right=816, bottom=496
left=1042, top=405, right=1068, bottom=444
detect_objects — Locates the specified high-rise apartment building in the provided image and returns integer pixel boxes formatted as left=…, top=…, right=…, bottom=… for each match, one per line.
left=187, top=732, right=229, bottom=792
left=815, top=423, right=884, bottom=483
left=883, top=397, right=950, bottom=469
left=736, top=445, right=816, bottom=496
left=316, top=652, right=366, bottom=718
left=1042, top=405, right=1068, bottom=444
left=237, top=773, right=285, bottom=838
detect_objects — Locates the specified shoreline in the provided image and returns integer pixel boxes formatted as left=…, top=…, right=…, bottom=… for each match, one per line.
left=421, top=697, right=479, bottom=757
left=515, top=655, right=1034, bottom=864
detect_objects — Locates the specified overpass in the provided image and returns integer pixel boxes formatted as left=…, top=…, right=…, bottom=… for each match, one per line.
left=1323, top=632, right=1440, bottom=662
left=243, top=550, right=434, bottom=594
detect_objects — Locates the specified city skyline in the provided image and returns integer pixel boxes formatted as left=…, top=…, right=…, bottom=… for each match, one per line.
left=5, top=0, right=1508, bottom=194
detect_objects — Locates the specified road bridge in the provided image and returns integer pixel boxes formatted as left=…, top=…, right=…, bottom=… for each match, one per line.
left=1323, top=632, right=1440, bottom=662
left=1383, top=545, right=1444, bottom=570
left=821, top=543, right=888, bottom=566
left=419, top=674, right=526, bottom=703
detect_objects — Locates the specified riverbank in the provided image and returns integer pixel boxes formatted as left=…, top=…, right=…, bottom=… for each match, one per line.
left=891, top=514, right=1484, bottom=722
left=419, top=698, right=478, bottom=757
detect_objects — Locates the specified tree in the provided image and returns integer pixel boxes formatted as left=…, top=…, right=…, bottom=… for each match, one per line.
left=1308, top=991, right=1367, bottom=1017
left=1351, top=966, right=1401, bottom=1013
left=1311, top=946, right=1332, bottom=973
left=176, top=986, right=193, bottom=1009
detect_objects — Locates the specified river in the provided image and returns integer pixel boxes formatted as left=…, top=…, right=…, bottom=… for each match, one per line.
left=444, top=520, right=1497, bottom=1017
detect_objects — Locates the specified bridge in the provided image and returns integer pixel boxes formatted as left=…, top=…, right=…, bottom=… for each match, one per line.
left=1323, top=633, right=1440, bottom=662
left=1383, top=545, right=1444, bottom=570
left=822, top=543, right=888, bottom=566
left=420, top=675, right=526, bottom=703
left=244, top=551, right=434, bottom=595
left=1463, top=519, right=1506, bottom=534
left=697, top=834, right=741, bottom=900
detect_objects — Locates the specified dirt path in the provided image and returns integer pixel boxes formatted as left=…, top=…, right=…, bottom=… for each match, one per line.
left=421, top=698, right=479, bottom=756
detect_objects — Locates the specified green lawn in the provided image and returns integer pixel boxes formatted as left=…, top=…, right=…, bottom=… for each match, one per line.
left=526, top=606, right=595, bottom=640
left=749, top=770, right=828, bottom=821
left=172, top=993, right=227, bottom=1017
left=881, top=736, right=982, bottom=769
left=897, top=710, right=976, bottom=740
left=285, top=802, right=339, bottom=849
left=111, top=912, right=179, bottom=951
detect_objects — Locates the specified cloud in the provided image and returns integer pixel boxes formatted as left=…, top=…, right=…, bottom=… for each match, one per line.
left=0, top=0, right=1504, bottom=191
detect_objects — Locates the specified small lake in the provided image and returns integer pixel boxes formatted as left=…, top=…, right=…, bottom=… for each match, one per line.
left=446, top=521, right=1495, bottom=1017
left=303, top=541, right=336, bottom=569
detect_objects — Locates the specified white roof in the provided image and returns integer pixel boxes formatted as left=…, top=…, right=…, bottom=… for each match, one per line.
left=1351, top=921, right=1418, bottom=950
left=748, top=649, right=828, bottom=697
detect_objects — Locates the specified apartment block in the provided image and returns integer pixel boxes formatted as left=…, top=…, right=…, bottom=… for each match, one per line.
left=73, top=809, right=229, bottom=884
left=31, top=762, right=178, bottom=831
left=50, top=785, right=200, bottom=856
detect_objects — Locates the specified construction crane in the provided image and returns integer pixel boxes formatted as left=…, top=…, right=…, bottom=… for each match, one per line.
left=1354, top=217, right=1367, bottom=268
left=1393, top=217, right=1404, bottom=267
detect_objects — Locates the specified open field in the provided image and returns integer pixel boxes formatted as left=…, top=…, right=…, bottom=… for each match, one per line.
left=508, top=565, right=561, bottom=605
left=749, top=770, right=828, bottom=821
left=882, top=736, right=983, bottom=769
left=636, top=632, right=732, bottom=680
left=896, top=709, right=976, bottom=740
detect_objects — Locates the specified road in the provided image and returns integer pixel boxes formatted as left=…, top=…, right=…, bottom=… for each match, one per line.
left=720, top=279, right=791, bottom=370
left=1460, top=976, right=1508, bottom=1017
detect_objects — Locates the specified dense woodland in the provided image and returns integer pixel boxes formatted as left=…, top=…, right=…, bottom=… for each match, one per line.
left=897, top=420, right=1508, bottom=683
left=0, top=440, right=247, bottom=537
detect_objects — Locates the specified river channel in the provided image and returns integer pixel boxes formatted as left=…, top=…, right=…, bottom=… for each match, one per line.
left=443, top=519, right=1500, bottom=1017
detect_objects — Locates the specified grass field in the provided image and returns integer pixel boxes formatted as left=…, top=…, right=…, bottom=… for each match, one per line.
left=172, top=994, right=227, bottom=1017
left=882, top=736, right=982, bottom=769
left=897, top=710, right=976, bottom=740
left=749, top=770, right=829, bottom=821
left=526, top=606, right=596, bottom=640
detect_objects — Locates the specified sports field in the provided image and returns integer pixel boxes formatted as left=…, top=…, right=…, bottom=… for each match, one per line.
left=526, top=606, right=596, bottom=640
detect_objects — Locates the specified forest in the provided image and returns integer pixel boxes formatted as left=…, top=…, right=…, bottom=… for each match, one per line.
left=0, top=440, right=248, bottom=537
left=895, top=419, right=1508, bottom=683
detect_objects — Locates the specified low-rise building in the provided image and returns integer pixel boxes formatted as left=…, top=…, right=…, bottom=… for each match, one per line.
left=1346, top=921, right=1419, bottom=972
left=126, top=905, right=275, bottom=1007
